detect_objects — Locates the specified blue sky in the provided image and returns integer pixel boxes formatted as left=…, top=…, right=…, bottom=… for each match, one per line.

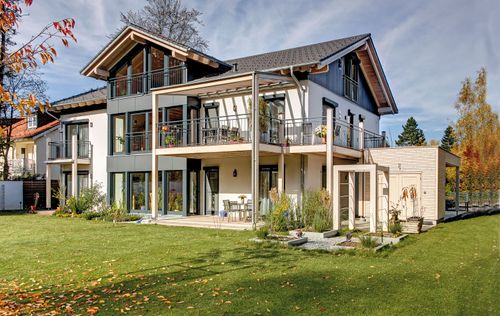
left=13, top=0, right=500, bottom=141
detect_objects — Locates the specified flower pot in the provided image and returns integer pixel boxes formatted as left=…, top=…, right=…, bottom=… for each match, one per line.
left=401, top=217, right=423, bottom=234
left=321, top=137, right=326, bottom=144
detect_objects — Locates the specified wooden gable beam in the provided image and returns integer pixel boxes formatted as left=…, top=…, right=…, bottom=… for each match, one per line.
left=187, top=52, right=219, bottom=68
left=172, top=50, right=187, bottom=62
left=130, top=33, right=146, bottom=44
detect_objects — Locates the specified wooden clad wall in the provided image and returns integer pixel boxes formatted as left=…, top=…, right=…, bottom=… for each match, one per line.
left=23, top=180, right=59, bottom=210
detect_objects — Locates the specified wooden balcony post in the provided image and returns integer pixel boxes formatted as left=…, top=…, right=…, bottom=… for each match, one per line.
left=251, top=73, right=260, bottom=228
left=369, top=164, right=378, bottom=233
left=326, top=107, right=333, bottom=196
left=348, top=171, right=355, bottom=230
left=151, top=93, right=159, bottom=219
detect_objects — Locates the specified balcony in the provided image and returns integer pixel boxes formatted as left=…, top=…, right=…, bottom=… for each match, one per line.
left=108, top=66, right=187, bottom=99
left=48, top=140, right=92, bottom=161
left=156, top=115, right=386, bottom=153
left=4, top=158, right=35, bottom=176
left=127, top=131, right=152, bottom=152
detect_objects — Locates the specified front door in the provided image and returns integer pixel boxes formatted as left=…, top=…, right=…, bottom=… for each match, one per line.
left=204, top=167, right=219, bottom=215
left=259, top=165, right=278, bottom=218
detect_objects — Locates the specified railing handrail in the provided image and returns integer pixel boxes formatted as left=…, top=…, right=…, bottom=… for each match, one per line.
left=108, top=65, right=186, bottom=83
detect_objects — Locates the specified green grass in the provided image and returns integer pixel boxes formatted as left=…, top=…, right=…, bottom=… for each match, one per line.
left=0, top=214, right=498, bottom=315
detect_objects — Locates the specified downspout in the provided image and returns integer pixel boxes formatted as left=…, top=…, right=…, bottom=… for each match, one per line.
left=290, top=66, right=307, bottom=204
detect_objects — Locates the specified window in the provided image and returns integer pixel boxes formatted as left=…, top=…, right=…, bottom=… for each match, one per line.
left=166, top=171, right=183, bottom=213
left=343, top=55, right=359, bottom=102
left=130, top=113, right=147, bottom=152
left=112, top=114, right=126, bottom=154
left=111, top=173, right=126, bottom=207
left=27, top=115, right=37, bottom=129
left=130, top=172, right=147, bottom=212
left=264, top=98, right=285, bottom=144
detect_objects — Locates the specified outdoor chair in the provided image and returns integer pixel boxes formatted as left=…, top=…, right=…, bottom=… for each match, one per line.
left=220, top=125, right=229, bottom=142
left=222, top=199, right=230, bottom=218
left=229, top=127, right=240, bottom=141
left=228, top=201, right=240, bottom=222
left=244, top=199, right=253, bottom=222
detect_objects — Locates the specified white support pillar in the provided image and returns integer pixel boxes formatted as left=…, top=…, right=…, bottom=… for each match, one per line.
left=71, top=134, right=78, bottom=197
left=251, top=73, right=260, bottom=228
left=381, top=171, right=389, bottom=231
left=277, top=153, right=284, bottom=193
left=151, top=93, right=159, bottom=219
left=348, top=171, right=355, bottom=230
left=332, top=167, right=340, bottom=230
left=455, top=166, right=460, bottom=214
left=369, top=165, right=378, bottom=233
left=45, top=137, right=51, bottom=209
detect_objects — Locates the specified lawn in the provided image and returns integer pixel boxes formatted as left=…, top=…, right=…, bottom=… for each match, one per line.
left=0, top=214, right=498, bottom=315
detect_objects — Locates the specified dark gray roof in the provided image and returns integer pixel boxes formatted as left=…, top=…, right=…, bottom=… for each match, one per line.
left=225, top=34, right=370, bottom=73
left=52, top=87, right=106, bottom=107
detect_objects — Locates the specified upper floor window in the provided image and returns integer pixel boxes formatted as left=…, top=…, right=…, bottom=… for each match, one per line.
left=27, top=115, right=37, bottom=129
left=343, top=55, right=359, bottom=102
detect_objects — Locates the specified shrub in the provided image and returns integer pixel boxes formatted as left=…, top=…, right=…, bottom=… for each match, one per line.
left=256, top=225, right=269, bottom=239
left=389, top=223, right=402, bottom=236
left=269, top=191, right=292, bottom=232
left=359, top=236, right=378, bottom=249
left=82, top=211, right=102, bottom=220
left=302, top=189, right=332, bottom=232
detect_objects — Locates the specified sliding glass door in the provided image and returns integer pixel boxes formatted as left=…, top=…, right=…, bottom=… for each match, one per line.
left=259, top=166, right=278, bottom=218
left=204, top=167, right=219, bottom=215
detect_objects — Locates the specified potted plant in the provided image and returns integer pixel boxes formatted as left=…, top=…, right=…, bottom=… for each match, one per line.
left=314, top=125, right=327, bottom=143
left=238, top=194, right=247, bottom=204
left=400, top=186, right=424, bottom=233
left=165, top=135, right=177, bottom=147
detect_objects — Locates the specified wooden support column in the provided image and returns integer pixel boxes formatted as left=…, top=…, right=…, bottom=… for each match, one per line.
left=151, top=93, right=159, bottom=219
left=348, top=171, right=355, bottom=230
left=332, top=167, right=340, bottom=230
left=45, top=137, right=51, bottom=209
left=326, top=107, right=334, bottom=195
left=381, top=171, right=389, bottom=231
left=251, top=73, right=260, bottom=228
left=71, top=134, right=78, bottom=197
left=369, top=165, right=378, bottom=233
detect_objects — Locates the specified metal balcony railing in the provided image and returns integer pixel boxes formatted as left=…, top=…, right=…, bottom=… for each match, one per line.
left=108, top=66, right=186, bottom=99
left=127, top=131, right=152, bottom=152
left=48, top=140, right=91, bottom=160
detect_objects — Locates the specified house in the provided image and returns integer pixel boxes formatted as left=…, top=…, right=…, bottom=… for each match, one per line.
left=3, top=111, right=59, bottom=178
left=61, top=24, right=458, bottom=228
left=44, top=87, right=107, bottom=201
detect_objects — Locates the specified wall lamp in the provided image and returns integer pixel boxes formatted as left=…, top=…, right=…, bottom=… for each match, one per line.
left=233, top=169, right=238, bottom=177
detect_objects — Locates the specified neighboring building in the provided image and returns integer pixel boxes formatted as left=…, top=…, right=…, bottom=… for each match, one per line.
left=47, top=24, right=458, bottom=227
left=44, top=88, right=107, bottom=202
left=4, top=112, right=59, bottom=178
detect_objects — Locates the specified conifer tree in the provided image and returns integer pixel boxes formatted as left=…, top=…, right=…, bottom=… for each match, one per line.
left=440, top=125, right=455, bottom=152
left=395, top=116, right=426, bottom=146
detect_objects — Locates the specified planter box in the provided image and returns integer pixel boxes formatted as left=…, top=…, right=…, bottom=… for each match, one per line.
left=299, top=230, right=338, bottom=239
left=401, top=218, right=423, bottom=234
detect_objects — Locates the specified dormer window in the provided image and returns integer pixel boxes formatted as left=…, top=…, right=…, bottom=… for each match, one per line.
left=27, top=115, right=37, bottom=129
left=343, top=54, right=359, bottom=102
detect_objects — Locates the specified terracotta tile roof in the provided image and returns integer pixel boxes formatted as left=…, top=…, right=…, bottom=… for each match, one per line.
left=10, top=119, right=59, bottom=140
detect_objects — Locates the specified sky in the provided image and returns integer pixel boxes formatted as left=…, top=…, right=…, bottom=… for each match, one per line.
left=12, top=0, right=500, bottom=141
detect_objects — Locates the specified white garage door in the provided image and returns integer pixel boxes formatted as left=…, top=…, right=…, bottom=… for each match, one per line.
left=389, top=173, right=422, bottom=220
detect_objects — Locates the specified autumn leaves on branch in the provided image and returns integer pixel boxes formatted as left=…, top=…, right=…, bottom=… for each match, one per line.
left=0, top=0, right=76, bottom=115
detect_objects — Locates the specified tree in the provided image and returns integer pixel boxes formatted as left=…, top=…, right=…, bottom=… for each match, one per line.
left=119, top=0, right=208, bottom=51
left=428, top=139, right=440, bottom=146
left=440, top=125, right=455, bottom=152
left=395, top=116, right=426, bottom=146
left=453, top=68, right=499, bottom=197
left=0, top=0, right=76, bottom=179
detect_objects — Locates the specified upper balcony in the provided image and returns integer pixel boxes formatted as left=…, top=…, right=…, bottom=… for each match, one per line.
left=107, top=66, right=187, bottom=99
left=155, top=115, right=387, bottom=158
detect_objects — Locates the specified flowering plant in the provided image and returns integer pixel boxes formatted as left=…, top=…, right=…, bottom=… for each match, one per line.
left=314, top=125, right=327, bottom=138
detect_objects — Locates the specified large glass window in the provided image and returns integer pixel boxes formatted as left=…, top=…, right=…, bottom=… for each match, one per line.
left=113, top=114, right=126, bottom=154
left=130, top=172, right=147, bottom=213
left=264, top=98, right=284, bottom=144
left=167, top=171, right=183, bottom=213
left=148, top=172, right=163, bottom=212
left=344, top=55, right=359, bottom=102
left=115, top=63, right=128, bottom=97
left=111, top=173, right=126, bottom=208
left=130, top=113, right=147, bottom=152
left=130, top=50, right=144, bottom=95
left=65, top=123, right=89, bottom=158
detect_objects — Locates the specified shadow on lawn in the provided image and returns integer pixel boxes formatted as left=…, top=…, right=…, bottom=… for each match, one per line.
left=0, top=243, right=299, bottom=314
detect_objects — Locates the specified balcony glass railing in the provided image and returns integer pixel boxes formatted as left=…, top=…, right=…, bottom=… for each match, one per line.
left=108, top=66, right=186, bottom=99
left=48, top=140, right=91, bottom=160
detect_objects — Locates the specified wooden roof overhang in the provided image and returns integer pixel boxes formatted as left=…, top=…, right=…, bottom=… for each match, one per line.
left=51, top=98, right=107, bottom=111
left=81, top=26, right=226, bottom=80
left=151, top=71, right=294, bottom=98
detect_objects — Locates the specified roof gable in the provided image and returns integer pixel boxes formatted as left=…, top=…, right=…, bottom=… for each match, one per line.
left=81, top=25, right=230, bottom=79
